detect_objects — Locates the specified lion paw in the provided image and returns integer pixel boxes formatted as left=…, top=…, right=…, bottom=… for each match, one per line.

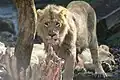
left=102, top=62, right=112, bottom=72
left=74, top=67, right=86, bottom=73
left=93, top=72, right=107, bottom=78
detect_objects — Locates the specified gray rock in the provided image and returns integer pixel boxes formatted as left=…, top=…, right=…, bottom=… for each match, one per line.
left=0, top=0, right=18, bottom=35
left=106, top=32, right=120, bottom=46
left=0, top=19, right=15, bottom=34
left=91, top=0, right=120, bottom=22
left=0, top=31, right=16, bottom=46
left=0, top=0, right=18, bottom=46
left=91, top=0, right=120, bottom=46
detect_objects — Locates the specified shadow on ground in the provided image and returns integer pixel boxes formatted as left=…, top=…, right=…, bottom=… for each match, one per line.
left=73, top=71, right=120, bottom=80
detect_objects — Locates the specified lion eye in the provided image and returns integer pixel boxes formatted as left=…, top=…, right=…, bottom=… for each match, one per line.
left=55, top=22, right=60, bottom=27
left=44, top=22, right=49, bottom=27
left=108, top=54, right=112, bottom=57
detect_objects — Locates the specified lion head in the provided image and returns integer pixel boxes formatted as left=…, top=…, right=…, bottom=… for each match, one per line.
left=98, top=45, right=115, bottom=65
left=37, top=5, right=70, bottom=45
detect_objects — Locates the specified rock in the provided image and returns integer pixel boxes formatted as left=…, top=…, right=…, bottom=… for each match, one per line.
left=7, top=43, right=46, bottom=68
left=0, top=4, right=18, bottom=35
left=35, top=0, right=72, bottom=9
left=0, top=31, right=16, bottom=46
left=0, top=42, right=119, bottom=79
left=79, top=45, right=115, bottom=72
left=0, top=42, right=6, bottom=55
left=106, top=32, right=120, bottom=47
left=0, top=0, right=18, bottom=46
left=0, top=19, right=15, bottom=34
left=0, top=0, right=13, bottom=6
left=91, top=0, right=120, bottom=22
left=0, top=19, right=16, bottom=46
left=91, top=0, right=120, bottom=46
left=30, top=43, right=46, bottom=67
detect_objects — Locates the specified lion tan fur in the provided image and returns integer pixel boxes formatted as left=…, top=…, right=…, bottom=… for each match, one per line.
left=78, top=45, right=115, bottom=72
left=36, top=1, right=107, bottom=79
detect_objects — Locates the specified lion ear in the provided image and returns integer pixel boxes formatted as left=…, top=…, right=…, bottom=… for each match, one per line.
left=37, top=9, right=43, bottom=18
left=59, top=9, right=67, bottom=18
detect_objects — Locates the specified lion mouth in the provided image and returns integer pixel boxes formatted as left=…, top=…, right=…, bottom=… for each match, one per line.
left=46, top=36, right=60, bottom=45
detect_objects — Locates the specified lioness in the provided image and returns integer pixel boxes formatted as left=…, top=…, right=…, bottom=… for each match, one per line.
left=37, top=1, right=107, bottom=80
left=76, top=45, right=115, bottom=72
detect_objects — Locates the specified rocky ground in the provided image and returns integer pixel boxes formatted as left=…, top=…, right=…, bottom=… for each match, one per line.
left=73, top=46, right=120, bottom=80
left=0, top=41, right=120, bottom=80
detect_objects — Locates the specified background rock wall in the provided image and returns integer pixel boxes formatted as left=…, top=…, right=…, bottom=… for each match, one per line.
left=0, top=0, right=18, bottom=46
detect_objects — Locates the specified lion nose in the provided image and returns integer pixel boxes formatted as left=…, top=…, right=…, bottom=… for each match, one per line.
left=48, top=33, right=56, bottom=37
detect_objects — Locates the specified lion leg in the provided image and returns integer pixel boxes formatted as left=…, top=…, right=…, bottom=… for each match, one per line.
left=84, top=62, right=95, bottom=72
left=63, top=47, right=76, bottom=80
left=75, top=53, right=86, bottom=73
left=89, top=39, right=107, bottom=78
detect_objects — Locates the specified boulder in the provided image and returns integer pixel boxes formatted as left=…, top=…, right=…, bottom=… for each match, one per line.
left=0, top=0, right=18, bottom=46
left=79, top=45, right=115, bottom=72
left=91, top=0, right=120, bottom=46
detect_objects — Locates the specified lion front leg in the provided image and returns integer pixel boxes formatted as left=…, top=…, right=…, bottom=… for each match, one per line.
left=63, top=46, right=76, bottom=80
left=90, top=40, right=107, bottom=78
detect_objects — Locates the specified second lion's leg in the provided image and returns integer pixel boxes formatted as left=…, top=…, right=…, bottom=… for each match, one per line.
left=89, top=38, right=107, bottom=78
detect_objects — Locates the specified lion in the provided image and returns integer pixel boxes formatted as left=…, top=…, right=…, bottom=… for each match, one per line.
left=76, top=45, right=115, bottom=72
left=36, top=1, right=107, bottom=80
